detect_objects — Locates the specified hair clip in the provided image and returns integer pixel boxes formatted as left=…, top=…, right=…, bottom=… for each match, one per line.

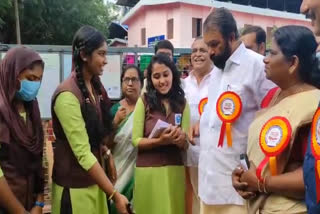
left=99, top=95, right=103, bottom=101
left=85, top=98, right=90, bottom=104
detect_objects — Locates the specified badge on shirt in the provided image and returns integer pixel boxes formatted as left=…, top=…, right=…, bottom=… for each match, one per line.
left=311, top=108, right=320, bottom=202
left=175, top=113, right=182, bottom=126
left=198, top=97, right=208, bottom=116
left=216, top=91, right=242, bottom=148
left=257, top=116, right=291, bottom=180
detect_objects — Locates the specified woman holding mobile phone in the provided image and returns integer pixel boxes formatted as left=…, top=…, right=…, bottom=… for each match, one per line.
left=232, top=26, right=320, bottom=214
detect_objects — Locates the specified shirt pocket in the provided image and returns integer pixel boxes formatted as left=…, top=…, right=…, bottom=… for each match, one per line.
left=227, top=84, right=245, bottom=101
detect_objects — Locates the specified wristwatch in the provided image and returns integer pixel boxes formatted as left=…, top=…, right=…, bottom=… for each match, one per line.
left=35, top=201, right=45, bottom=208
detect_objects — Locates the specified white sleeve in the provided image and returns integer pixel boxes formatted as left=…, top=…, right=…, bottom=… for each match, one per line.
left=253, top=59, right=276, bottom=107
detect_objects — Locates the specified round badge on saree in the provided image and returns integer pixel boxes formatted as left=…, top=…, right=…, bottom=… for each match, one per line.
left=198, top=97, right=208, bottom=116
left=311, top=108, right=320, bottom=202
left=258, top=116, right=292, bottom=177
left=216, top=91, right=242, bottom=147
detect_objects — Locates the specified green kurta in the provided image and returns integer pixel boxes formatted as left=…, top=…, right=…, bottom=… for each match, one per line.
left=0, top=166, right=3, bottom=178
left=132, top=98, right=190, bottom=214
left=51, top=92, right=108, bottom=214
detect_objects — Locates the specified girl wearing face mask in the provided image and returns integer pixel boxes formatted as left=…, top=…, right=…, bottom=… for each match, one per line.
left=132, top=53, right=190, bottom=214
left=0, top=47, right=45, bottom=214
left=51, top=26, right=129, bottom=214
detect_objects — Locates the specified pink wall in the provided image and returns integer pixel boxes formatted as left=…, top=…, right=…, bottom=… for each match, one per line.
left=124, top=3, right=311, bottom=48
left=126, top=7, right=146, bottom=47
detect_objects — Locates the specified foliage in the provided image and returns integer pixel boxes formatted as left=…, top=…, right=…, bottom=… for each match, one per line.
left=0, top=0, right=120, bottom=44
left=0, top=0, right=12, bottom=27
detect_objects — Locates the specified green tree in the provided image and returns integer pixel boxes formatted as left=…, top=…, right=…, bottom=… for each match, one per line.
left=0, top=0, right=12, bottom=27
left=0, top=0, right=119, bottom=45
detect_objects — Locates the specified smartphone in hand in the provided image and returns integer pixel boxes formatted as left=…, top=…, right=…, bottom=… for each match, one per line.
left=240, top=154, right=250, bottom=171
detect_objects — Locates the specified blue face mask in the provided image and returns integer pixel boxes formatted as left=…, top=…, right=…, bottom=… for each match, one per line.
left=16, top=80, right=41, bottom=101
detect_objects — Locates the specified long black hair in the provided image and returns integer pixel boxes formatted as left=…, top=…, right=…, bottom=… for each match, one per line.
left=274, top=25, right=320, bottom=88
left=145, top=53, right=185, bottom=113
left=72, top=25, right=113, bottom=150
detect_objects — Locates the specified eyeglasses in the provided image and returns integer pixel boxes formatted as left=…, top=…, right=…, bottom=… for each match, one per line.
left=122, top=77, right=140, bottom=84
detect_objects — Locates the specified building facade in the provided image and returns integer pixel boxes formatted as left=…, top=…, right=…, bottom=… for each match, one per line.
left=121, top=0, right=310, bottom=48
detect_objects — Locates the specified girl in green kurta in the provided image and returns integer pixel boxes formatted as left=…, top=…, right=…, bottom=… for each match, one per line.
left=132, top=54, right=190, bottom=214
left=51, top=26, right=129, bottom=214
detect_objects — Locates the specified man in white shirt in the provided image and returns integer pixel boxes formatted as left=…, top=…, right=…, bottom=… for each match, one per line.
left=183, top=37, right=213, bottom=214
left=194, top=8, right=275, bottom=214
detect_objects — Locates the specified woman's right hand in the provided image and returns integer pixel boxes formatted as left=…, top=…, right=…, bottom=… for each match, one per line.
left=232, top=166, right=256, bottom=199
left=114, top=107, right=127, bottom=126
left=114, top=192, right=129, bottom=214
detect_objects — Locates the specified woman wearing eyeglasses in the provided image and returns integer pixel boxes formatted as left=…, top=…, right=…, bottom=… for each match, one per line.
left=109, top=65, right=143, bottom=214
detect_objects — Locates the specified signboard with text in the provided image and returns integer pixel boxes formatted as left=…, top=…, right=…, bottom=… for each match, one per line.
left=148, top=35, right=165, bottom=48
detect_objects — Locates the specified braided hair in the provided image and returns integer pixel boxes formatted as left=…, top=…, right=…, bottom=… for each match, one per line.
left=72, top=25, right=113, bottom=150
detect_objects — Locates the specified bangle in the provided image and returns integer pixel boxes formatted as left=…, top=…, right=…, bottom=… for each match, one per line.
left=263, top=176, right=269, bottom=194
left=35, top=201, right=44, bottom=208
left=108, top=189, right=117, bottom=201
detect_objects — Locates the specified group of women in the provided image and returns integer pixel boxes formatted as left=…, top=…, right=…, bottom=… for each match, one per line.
left=1, top=23, right=320, bottom=214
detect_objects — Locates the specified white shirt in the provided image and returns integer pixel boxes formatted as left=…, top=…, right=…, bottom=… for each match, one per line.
left=183, top=70, right=212, bottom=167
left=198, top=43, right=275, bottom=205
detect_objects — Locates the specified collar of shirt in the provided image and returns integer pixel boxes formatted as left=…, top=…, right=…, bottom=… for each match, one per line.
left=187, top=69, right=213, bottom=86
left=224, top=42, right=246, bottom=70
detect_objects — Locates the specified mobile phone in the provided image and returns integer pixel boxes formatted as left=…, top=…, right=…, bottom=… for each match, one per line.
left=240, top=154, right=250, bottom=171
left=127, top=202, right=135, bottom=214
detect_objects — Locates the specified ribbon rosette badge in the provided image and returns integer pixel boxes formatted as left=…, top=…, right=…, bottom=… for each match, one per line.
left=311, top=108, right=320, bottom=202
left=258, top=117, right=291, bottom=177
left=216, top=91, right=242, bottom=148
left=265, top=126, right=282, bottom=148
left=198, top=97, right=208, bottom=116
